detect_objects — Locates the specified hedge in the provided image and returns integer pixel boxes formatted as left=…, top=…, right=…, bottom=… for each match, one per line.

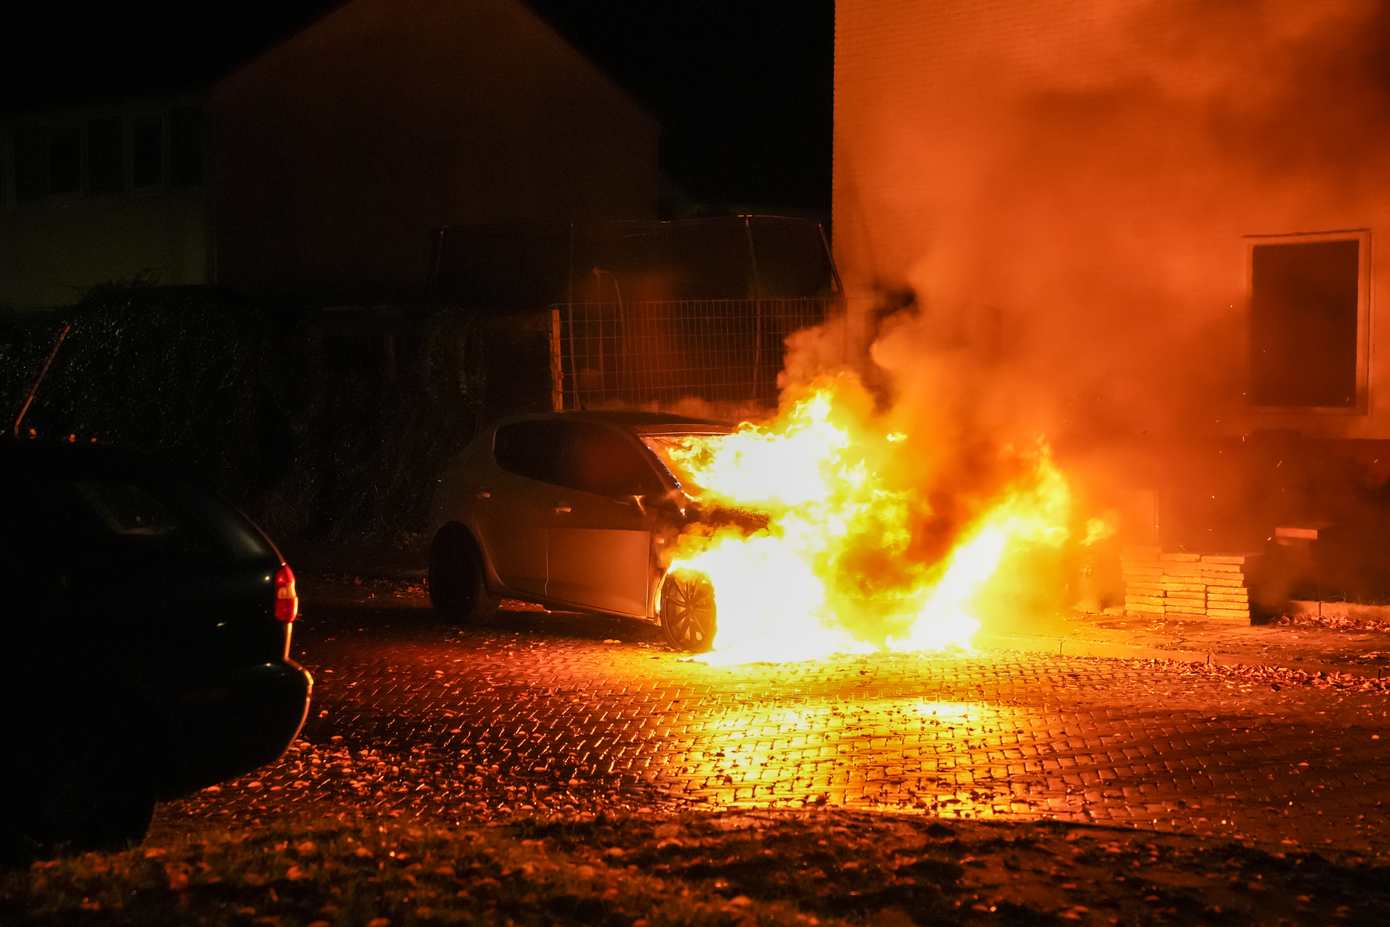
left=0, top=283, right=551, bottom=550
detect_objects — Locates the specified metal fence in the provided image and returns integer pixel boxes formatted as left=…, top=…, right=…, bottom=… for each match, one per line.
left=548, top=297, right=843, bottom=410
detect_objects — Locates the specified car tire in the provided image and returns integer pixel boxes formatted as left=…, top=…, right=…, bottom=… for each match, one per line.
left=18, top=705, right=157, bottom=857
left=659, top=569, right=717, bottom=652
left=428, top=524, right=498, bottom=624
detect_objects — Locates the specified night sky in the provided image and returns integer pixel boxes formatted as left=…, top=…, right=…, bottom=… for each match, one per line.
left=1, top=1, right=832, bottom=214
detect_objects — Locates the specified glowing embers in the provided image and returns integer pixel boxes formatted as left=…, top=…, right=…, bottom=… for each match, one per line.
left=647, top=375, right=1079, bottom=664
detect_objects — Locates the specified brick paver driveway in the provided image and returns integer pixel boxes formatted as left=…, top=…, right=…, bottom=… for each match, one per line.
left=159, top=582, right=1390, bottom=855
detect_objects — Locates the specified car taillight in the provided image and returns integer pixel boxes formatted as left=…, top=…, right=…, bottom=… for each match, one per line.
left=275, top=563, right=299, bottom=622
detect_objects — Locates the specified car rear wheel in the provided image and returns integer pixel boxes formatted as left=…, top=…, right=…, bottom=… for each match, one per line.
left=659, top=569, right=717, bottom=652
left=16, top=704, right=157, bottom=858
left=428, top=525, right=498, bottom=624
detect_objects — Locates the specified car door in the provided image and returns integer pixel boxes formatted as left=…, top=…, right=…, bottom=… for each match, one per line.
left=545, top=422, right=663, bottom=617
left=471, top=420, right=562, bottom=598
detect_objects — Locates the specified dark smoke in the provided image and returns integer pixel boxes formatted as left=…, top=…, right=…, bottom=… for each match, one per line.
left=816, top=0, right=1390, bottom=580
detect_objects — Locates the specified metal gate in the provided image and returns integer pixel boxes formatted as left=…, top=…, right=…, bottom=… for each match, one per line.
left=548, top=297, right=841, bottom=410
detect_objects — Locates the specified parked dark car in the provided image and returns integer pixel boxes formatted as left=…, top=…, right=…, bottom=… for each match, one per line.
left=429, top=411, right=735, bottom=651
left=0, top=441, right=312, bottom=858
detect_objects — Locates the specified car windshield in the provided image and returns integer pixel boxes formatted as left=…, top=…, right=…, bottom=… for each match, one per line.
left=640, top=433, right=729, bottom=492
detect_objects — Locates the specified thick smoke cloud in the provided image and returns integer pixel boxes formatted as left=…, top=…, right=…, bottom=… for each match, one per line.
left=806, top=0, right=1390, bottom=556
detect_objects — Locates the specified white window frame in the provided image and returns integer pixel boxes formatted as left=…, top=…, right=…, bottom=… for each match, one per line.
left=127, top=110, right=167, bottom=191
left=43, top=120, right=86, bottom=201
left=1244, top=228, right=1372, bottom=415
left=0, top=127, right=11, bottom=208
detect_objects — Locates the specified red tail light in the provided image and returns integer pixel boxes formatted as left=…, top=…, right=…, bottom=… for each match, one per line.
left=274, top=563, right=299, bottom=622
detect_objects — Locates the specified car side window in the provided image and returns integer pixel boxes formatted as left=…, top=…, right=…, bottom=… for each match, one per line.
left=554, top=423, right=660, bottom=498
left=18, top=475, right=219, bottom=557
left=493, top=421, right=563, bottom=485
left=74, top=480, right=179, bottom=537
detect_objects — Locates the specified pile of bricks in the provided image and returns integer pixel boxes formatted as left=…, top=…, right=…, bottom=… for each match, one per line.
left=1121, top=549, right=1255, bottom=620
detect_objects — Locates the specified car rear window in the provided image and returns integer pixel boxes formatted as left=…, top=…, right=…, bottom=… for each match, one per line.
left=74, top=480, right=179, bottom=537
left=9, top=466, right=273, bottom=562
left=156, top=480, right=274, bottom=561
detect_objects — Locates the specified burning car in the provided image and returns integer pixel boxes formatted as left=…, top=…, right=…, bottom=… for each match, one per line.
left=428, top=411, right=738, bottom=651
left=431, top=381, right=1088, bottom=663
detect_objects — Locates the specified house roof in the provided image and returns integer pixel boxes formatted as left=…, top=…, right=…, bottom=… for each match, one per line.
left=0, top=1, right=653, bottom=126
left=0, top=3, right=342, bottom=118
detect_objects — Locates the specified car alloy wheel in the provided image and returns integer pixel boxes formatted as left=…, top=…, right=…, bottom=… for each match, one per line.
left=659, top=569, right=717, bottom=652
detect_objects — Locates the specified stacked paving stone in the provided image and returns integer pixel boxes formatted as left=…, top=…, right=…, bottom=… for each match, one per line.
left=1201, top=554, right=1253, bottom=620
left=1121, top=548, right=1255, bottom=620
left=1159, top=553, right=1207, bottom=616
left=1120, top=548, right=1165, bottom=614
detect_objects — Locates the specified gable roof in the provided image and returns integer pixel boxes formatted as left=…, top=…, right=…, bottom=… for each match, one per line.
left=0, top=1, right=653, bottom=129
left=0, top=3, right=340, bottom=118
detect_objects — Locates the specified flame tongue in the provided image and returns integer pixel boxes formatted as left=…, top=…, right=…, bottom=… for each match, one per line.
left=649, top=375, right=1077, bottom=664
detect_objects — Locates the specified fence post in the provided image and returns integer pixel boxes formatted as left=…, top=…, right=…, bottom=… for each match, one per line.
left=743, top=218, right=764, bottom=399
left=549, top=307, right=565, bottom=411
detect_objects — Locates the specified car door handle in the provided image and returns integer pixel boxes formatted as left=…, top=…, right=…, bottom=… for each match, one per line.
left=553, top=502, right=573, bottom=514
left=475, top=488, right=493, bottom=500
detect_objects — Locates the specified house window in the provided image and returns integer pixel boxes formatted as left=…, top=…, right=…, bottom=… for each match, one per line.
left=169, top=106, right=203, bottom=188
left=1248, top=232, right=1367, bottom=409
left=14, top=125, right=46, bottom=203
left=48, top=125, right=82, bottom=195
left=131, top=115, right=163, bottom=187
left=87, top=116, right=124, bottom=194
left=0, top=136, right=9, bottom=207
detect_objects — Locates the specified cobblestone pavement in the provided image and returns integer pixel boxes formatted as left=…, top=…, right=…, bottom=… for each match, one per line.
left=157, top=582, right=1390, bottom=855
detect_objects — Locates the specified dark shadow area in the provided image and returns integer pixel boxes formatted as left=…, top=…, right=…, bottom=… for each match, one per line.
left=299, top=588, right=665, bottom=648
left=1, top=284, right=553, bottom=552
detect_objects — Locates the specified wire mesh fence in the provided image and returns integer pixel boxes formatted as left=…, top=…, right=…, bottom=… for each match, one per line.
left=548, top=297, right=844, bottom=410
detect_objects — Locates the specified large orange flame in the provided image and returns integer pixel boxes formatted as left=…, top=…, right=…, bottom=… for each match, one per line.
left=646, top=375, right=1079, bottom=664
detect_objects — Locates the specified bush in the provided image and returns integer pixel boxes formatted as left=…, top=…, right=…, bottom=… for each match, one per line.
left=1, top=283, right=549, bottom=549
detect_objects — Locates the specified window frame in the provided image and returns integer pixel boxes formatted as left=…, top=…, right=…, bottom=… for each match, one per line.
left=491, top=419, right=667, bottom=499
left=12, top=122, right=49, bottom=204
left=167, top=105, right=204, bottom=189
left=492, top=420, right=565, bottom=486
left=86, top=114, right=126, bottom=196
left=552, top=421, right=665, bottom=500
left=45, top=122, right=84, bottom=198
left=0, top=128, right=10, bottom=208
left=1244, top=228, right=1372, bottom=415
left=128, top=111, right=166, bottom=190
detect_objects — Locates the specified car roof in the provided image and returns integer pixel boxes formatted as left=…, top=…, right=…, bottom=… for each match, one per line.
left=1, top=439, right=194, bottom=481
left=494, top=410, right=735, bottom=436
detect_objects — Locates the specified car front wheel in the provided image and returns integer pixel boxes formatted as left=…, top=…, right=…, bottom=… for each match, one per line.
left=428, top=525, right=498, bottom=624
left=659, top=569, right=717, bottom=652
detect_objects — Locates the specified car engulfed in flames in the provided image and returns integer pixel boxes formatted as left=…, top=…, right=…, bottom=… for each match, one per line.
left=646, top=373, right=1094, bottom=664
